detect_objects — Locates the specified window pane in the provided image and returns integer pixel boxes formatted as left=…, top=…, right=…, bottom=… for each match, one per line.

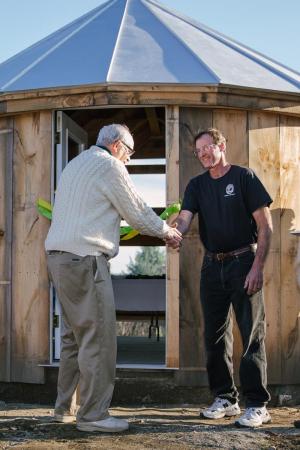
left=130, top=174, right=166, bottom=207
left=110, top=246, right=166, bottom=277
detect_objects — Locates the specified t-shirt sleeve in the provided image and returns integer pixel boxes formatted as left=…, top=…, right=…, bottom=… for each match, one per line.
left=181, top=180, right=198, bottom=214
left=242, top=169, right=273, bottom=214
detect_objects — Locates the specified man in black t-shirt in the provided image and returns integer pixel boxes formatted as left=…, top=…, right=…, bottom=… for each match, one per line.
left=168, top=128, right=273, bottom=428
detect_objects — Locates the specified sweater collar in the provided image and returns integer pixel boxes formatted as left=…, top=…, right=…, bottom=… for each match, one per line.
left=96, top=145, right=112, bottom=156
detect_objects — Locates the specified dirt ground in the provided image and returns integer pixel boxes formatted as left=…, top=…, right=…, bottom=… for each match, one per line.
left=0, top=403, right=299, bottom=450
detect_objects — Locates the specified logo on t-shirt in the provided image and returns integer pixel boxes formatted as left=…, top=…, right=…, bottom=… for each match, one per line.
left=225, top=184, right=235, bottom=197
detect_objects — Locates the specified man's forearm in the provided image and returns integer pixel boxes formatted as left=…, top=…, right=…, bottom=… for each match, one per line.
left=175, top=216, right=192, bottom=235
left=253, top=224, right=272, bottom=269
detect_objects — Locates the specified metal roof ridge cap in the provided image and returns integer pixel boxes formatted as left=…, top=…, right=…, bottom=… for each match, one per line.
left=1, top=0, right=120, bottom=91
left=198, top=24, right=300, bottom=80
left=107, top=0, right=129, bottom=81
left=141, top=0, right=220, bottom=83
left=144, top=0, right=300, bottom=89
left=199, top=31, right=300, bottom=90
left=196, top=23, right=300, bottom=79
left=217, top=82, right=300, bottom=95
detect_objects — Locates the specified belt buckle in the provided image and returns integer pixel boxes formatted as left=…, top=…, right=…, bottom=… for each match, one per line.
left=216, top=252, right=225, bottom=261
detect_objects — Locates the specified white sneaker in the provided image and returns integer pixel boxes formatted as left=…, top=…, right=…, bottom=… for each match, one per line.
left=202, top=397, right=241, bottom=419
left=235, top=406, right=271, bottom=427
left=52, top=412, right=75, bottom=423
left=77, top=416, right=129, bottom=433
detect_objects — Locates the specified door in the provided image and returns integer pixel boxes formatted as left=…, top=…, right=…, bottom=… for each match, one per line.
left=51, top=111, right=88, bottom=362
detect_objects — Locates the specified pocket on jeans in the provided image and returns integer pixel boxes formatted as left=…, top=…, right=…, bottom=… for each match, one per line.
left=58, top=256, right=92, bottom=300
left=93, top=256, right=109, bottom=283
left=236, top=252, right=255, bottom=266
left=201, top=256, right=213, bottom=271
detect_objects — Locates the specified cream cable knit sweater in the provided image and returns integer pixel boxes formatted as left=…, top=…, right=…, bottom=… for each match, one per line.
left=45, top=146, right=170, bottom=257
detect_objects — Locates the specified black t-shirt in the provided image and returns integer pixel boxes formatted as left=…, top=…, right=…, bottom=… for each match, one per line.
left=181, top=165, right=272, bottom=252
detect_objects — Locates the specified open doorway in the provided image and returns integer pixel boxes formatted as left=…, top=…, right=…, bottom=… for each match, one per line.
left=51, top=106, right=167, bottom=368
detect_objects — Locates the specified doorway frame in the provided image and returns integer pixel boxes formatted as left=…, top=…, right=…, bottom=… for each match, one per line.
left=49, top=105, right=180, bottom=369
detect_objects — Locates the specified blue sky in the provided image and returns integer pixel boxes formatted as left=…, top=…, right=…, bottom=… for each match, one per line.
left=0, top=0, right=299, bottom=72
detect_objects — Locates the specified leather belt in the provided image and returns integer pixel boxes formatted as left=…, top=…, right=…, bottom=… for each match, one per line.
left=205, top=245, right=255, bottom=261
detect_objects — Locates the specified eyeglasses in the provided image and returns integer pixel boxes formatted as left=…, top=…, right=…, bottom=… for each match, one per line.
left=121, top=141, right=135, bottom=157
left=193, top=143, right=217, bottom=157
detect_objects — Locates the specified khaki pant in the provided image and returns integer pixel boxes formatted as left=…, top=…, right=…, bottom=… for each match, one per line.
left=47, top=252, right=116, bottom=422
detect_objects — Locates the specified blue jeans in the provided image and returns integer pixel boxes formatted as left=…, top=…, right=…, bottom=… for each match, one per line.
left=200, top=250, right=270, bottom=407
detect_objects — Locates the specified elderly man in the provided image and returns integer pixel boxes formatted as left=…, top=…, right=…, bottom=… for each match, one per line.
left=45, top=124, right=182, bottom=433
left=168, top=128, right=273, bottom=428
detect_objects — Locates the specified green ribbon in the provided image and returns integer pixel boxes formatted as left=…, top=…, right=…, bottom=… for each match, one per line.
left=37, top=198, right=52, bottom=220
left=37, top=198, right=181, bottom=241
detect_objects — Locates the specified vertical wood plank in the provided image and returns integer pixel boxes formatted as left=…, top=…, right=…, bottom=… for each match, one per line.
left=213, top=110, right=248, bottom=381
left=178, top=108, right=212, bottom=381
left=165, top=106, right=180, bottom=368
left=12, top=111, right=52, bottom=383
left=248, top=112, right=281, bottom=384
left=213, top=110, right=248, bottom=167
left=280, top=116, right=300, bottom=384
left=0, top=118, right=13, bottom=381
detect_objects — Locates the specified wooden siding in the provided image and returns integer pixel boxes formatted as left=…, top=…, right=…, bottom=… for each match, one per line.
left=248, top=112, right=281, bottom=384
left=11, top=112, right=52, bottom=383
left=0, top=101, right=299, bottom=387
left=0, top=119, right=13, bottom=381
left=179, top=107, right=300, bottom=386
left=165, top=106, right=180, bottom=368
left=279, top=116, right=300, bottom=383
left=178, top=108, right=212, bottom=384
left=213, top=110, right=248, bottom=381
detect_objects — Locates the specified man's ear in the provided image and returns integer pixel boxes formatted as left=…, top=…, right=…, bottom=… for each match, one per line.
left=219, top=142, right=226, bottom=152
left=110, top=140, right=120, bottom=154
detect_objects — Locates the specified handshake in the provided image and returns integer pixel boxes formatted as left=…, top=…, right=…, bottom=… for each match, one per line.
left=164, top=223, right=182, bottom=249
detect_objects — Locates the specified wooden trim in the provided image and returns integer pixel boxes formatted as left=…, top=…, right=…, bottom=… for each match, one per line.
left=0, top=118, right=13, bottom=382
left=165, top=106, right=180, bottom=368
left=1, top=84, right=300, bottom=116
left=1, top=83, right=300, bottom=101
left=127, top=164, right=165, bottom=175
left=5, top=119, right=13, bottom=382
left=0, top=84, right=219, bottom=101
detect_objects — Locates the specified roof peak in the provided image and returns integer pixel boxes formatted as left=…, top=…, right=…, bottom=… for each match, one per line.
left=0, top=0, right=299, bottom=93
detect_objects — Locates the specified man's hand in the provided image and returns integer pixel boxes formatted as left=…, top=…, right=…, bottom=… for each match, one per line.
left=164, top=210, right=194, bottom=250
left=244, top=206, right=272, bottom=296
left=244, top=264, right=263, bottom=295
left=164, top=223, right=182, bottom=249
left=165, top=238, right=181, bottom=249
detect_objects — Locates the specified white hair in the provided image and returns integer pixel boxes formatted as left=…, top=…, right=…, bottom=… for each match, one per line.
left=96, top=124, right=134, bottom=150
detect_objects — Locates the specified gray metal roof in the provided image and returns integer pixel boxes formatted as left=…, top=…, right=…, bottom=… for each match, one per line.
left=1, top=0, right=300, bottom=93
